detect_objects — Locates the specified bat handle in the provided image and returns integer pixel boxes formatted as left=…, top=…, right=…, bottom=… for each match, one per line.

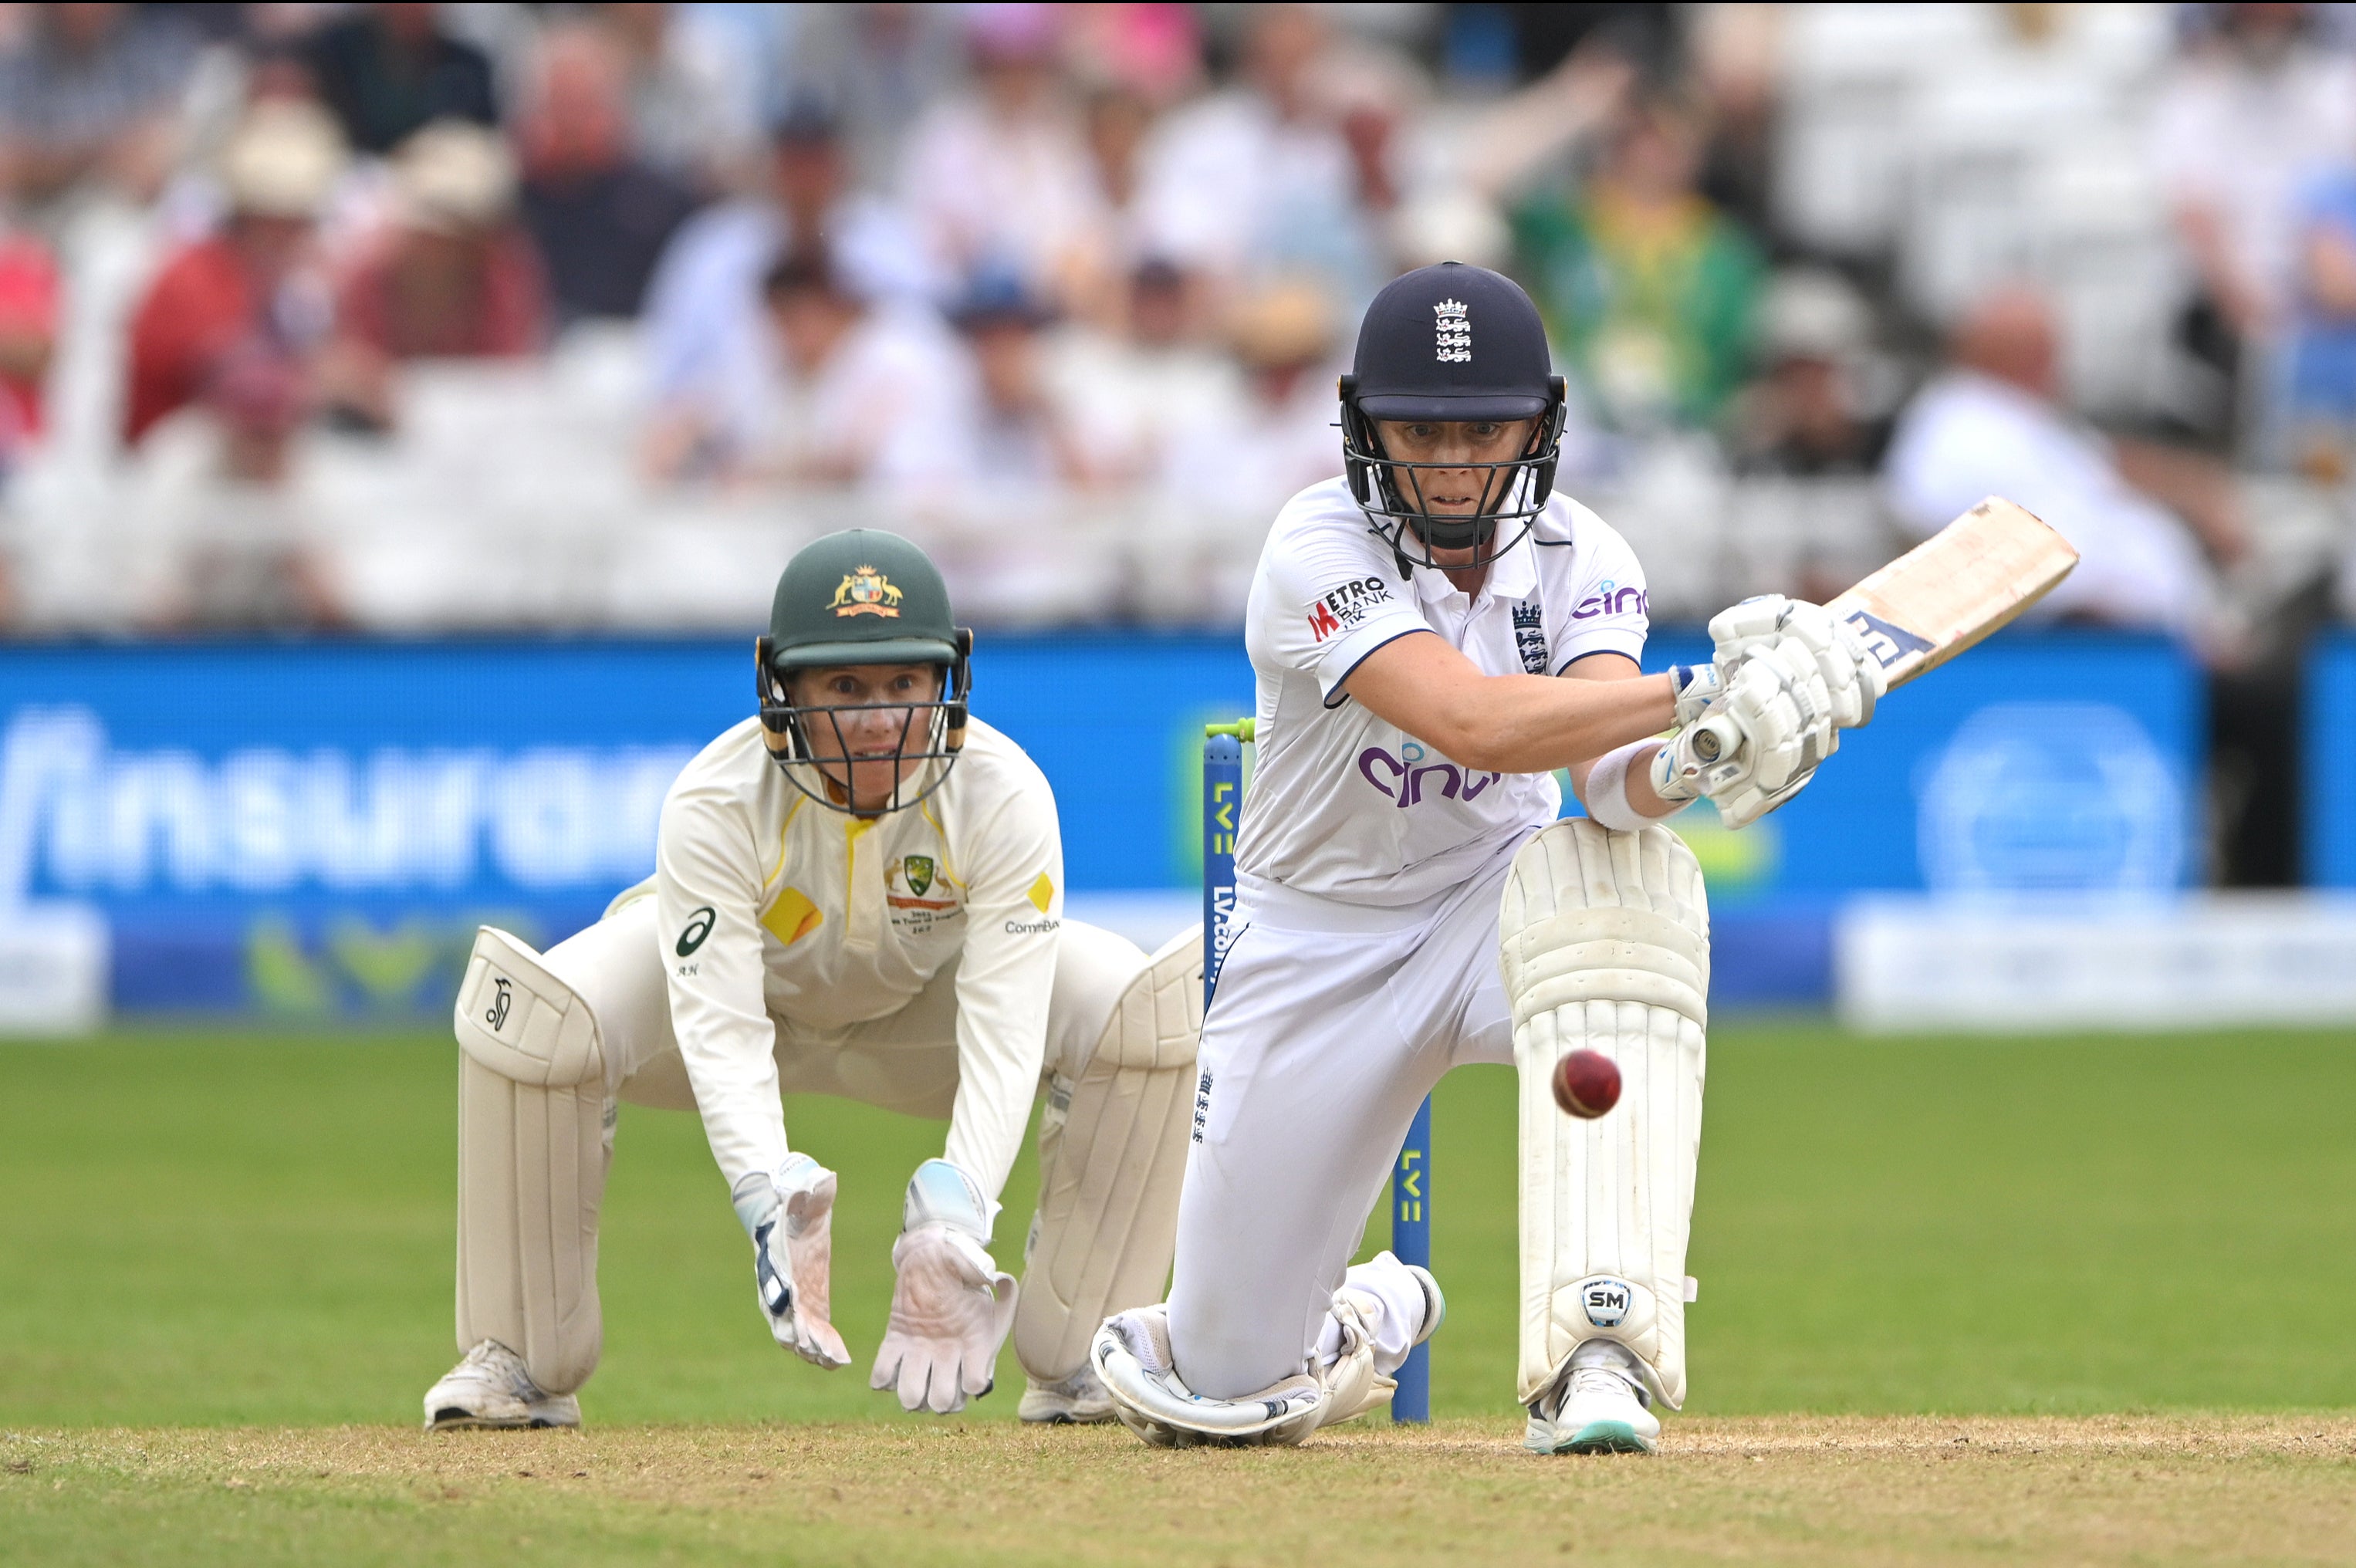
left=1688, top=714, right=1742, bottom=767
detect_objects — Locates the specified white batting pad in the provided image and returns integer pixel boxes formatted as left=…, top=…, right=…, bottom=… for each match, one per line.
left=1501, top=820, right=1709, bottom=1409
left=453, top=926, right=613, bottom=1397
left=1015, top=925, right=1201, bottom=1382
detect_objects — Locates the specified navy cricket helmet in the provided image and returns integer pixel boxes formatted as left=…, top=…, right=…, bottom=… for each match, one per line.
left=1340, top=262, right=1568, bottom=570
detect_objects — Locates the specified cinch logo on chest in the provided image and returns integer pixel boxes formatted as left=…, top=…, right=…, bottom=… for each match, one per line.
left=1357, top=741, right=1502, bottom=808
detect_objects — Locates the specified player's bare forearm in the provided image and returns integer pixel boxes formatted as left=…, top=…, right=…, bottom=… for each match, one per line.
left=1560, top=652, right=1684, bottom=819
left=1340, top=631, right=1675, bottom=775
left=1566, top=741, right=1684, bottom=819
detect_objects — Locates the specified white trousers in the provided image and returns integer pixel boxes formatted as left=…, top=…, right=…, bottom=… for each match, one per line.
left=458, top=897, right=1158, bottom=1392
left=1167, top=845, right=1523, bottom=1400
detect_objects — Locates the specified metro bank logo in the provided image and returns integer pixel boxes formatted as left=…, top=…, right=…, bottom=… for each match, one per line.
left=1573, top=581, right=1647, bottom=620
left=1306, top=577, right=1390, bottom=642
left=1357, top=740, right=1502, bottom=808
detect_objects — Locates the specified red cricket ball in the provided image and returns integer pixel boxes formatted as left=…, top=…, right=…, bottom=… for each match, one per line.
left=1552, top=1049, right=1621, bottom=1119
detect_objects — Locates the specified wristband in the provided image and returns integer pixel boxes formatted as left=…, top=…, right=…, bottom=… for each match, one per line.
left=1584, top=739, right=1660, bottom=830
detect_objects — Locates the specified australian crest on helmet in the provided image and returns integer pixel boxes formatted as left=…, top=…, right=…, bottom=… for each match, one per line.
left=830, top=566, right=904, bottom=618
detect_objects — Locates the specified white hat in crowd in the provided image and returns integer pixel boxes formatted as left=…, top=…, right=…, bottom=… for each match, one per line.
left=392, top=120, right=517, bottom=235
left=219, top=98, right=348, bottom=219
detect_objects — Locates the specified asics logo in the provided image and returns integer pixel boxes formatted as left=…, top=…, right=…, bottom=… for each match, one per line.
left=1357, top=742, right=1502, bottom=808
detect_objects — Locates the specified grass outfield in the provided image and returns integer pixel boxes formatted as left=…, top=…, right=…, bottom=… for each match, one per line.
left=3, top=1027, right=2354, bottom=1561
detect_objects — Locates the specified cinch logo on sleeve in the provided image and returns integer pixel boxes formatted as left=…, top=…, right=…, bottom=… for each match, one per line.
left=1356, top=741, right=1502, bottom=808
left=1572, top=580, right=1647, bottom=620
left=1306, top=577, right=1391, bottom=642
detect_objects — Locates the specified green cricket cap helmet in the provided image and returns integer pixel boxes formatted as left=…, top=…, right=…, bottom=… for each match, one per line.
left=754, top=529, right=974, bottom=816
left=765, top=527, right=961, bottom=670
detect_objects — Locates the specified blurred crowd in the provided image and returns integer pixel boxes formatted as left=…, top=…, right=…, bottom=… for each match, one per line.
left=2, top=1, right=2356, bottom=684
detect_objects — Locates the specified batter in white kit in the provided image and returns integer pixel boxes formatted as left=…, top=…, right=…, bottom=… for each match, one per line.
left=1093, top=262, right=1885, bottom=1452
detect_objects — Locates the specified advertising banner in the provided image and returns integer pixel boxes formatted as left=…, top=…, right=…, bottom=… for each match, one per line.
left=0, top=630, right=2197, bottom=1019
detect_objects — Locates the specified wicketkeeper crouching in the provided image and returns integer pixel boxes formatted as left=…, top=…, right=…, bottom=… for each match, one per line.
left=424, top=529, right=1200, bottom=1428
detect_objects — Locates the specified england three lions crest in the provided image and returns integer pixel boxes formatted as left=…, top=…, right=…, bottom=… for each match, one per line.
left=1434, top=299, right=1470, bottom=363
left=829, top=566, right=904, bottom=618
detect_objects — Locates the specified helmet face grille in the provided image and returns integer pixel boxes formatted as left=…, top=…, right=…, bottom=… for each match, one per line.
left=1340, top=387, right=1569, bottom=570
left=754, top=634, right=972, bottom=817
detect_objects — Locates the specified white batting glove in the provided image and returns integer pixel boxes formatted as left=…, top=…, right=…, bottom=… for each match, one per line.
left=1708, top=594, right=1886, bottom=730
left=870, top=1160, right=1018, bottom=1414
left=1668, top=661, right=1729, bottom=729
left=733, top=1153, right=853, bottom=1370
left=1653, top=641, right=1836, bottom=828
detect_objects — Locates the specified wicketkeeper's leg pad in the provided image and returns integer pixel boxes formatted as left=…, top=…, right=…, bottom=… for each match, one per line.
left=1015, top=923, right=1201, bottom=1384
left=453, top=925, right=613, bottom=1397
left=1502, top=819, right=1709, bottom=1410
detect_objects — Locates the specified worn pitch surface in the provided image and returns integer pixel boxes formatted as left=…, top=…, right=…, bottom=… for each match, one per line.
left=7, top=1418, right=2356, bottom=1566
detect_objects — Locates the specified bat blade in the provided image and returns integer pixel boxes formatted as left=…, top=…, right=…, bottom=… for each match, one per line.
left=1830, top=496, right=2077, bottom=691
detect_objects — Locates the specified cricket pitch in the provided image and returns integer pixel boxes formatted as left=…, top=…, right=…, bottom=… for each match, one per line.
left=7, top=1414, right=2353, bottom=1566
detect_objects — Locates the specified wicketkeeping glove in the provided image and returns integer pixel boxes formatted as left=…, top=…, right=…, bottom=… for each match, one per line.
left=732, top=1153, right=852, bottom=1370
left=869, top=1159, right=1019, bottom=1414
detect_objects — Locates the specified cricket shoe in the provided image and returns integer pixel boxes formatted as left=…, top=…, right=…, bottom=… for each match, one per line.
left=423, top=1340, right=581, bottom=1431
left=1402, top=1262, right=1446, bottom=1347
left=1525, top=1340, right=1658, bottom=1455
left=1018, top=1363, right=1116, bottom=1424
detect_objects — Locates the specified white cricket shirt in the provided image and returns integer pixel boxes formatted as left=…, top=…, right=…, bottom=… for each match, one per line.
left=1235, top=478, right=1649, bottom=907
left=641, top=715, right=1063, bottom=1201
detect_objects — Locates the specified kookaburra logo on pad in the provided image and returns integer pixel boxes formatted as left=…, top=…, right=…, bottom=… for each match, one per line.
left=1434, top=299, right=1470, bottom=363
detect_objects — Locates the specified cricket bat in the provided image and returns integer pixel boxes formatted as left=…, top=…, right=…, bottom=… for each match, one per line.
left=1689, top=495, right=2077, bottom=760
left=1827, top=495, right=2077, bottom=691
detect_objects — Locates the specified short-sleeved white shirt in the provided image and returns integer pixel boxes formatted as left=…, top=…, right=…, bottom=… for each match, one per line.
left=1235, top=478, right=1650, bottom=907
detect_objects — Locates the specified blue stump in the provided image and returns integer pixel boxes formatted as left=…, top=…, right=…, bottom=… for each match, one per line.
left=1391, top=1093, right=1433, bottom=1423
